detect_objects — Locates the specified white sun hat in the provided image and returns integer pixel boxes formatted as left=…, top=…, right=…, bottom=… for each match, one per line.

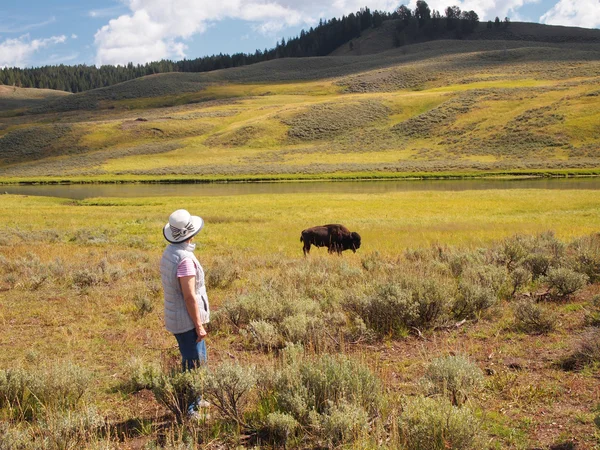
left=163, top=209, right=204, bottom=243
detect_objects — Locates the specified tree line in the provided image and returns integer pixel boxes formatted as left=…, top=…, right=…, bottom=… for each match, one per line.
left=0, top=3, right=504, bottom=94
left=392, top=1, right=509, bottom=46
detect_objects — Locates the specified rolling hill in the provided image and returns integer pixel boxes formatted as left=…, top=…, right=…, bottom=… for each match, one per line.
left=0, top=21, right=599, bottom=182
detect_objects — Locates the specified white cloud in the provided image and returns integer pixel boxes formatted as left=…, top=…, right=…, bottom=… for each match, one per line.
left=0, top=16, right=56, bottom=34
left=0, top=34, right=67, bottom=68
left=71, top=34, right=78, bottom=39
left=540, top=0, right=600, bottom=28
left=89, top=6, right=128, bottom=19
left=93, top=0, right=399, bottom=65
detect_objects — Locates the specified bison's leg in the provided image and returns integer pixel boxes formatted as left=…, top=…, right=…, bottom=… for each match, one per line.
left=303, top=242, right=311, bottom=256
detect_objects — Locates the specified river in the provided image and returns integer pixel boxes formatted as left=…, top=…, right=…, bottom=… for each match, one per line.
left=3, top=178, right=600, bottom=200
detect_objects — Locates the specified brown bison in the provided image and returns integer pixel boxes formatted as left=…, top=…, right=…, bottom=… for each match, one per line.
left=300, top=224, right=361, bottom=256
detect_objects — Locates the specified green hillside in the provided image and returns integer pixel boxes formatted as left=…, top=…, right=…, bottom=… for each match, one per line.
left=0, top=85, right=70, bottom=112
left=1, top=28, right=599, bottom=182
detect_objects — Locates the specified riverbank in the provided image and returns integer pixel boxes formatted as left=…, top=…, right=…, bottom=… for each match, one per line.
left=2, top=168, right=600, bottom=186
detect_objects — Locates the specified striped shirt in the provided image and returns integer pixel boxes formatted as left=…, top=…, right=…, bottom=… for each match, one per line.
left=177, top=259, right=196, bottom=277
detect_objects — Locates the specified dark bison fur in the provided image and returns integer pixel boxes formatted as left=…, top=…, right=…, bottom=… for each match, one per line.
left=300, top=224, right=361, bottom=256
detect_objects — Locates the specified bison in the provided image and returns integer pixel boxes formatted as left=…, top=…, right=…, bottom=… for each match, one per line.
left=300, top=224, right=361, bottom=256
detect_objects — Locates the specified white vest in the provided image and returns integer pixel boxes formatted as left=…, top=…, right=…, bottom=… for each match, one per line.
left=160, top=243, right=210, bottom=334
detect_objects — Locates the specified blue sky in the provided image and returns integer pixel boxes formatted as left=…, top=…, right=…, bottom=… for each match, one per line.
left=1, top=0, right=598, bottom=68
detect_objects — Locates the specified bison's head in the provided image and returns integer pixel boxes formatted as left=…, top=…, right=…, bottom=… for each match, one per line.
left=351, top=232, right=361, bottom=252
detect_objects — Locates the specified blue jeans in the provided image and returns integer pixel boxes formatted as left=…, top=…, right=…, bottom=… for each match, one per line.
left=174, top=328, right=207, bottom=371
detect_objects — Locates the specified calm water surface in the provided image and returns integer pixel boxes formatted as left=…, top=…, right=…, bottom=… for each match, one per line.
left=3, top=178, right=600, bottom=200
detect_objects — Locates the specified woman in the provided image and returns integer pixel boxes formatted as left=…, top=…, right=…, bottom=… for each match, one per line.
left=160, top=209, right=210, bottom=371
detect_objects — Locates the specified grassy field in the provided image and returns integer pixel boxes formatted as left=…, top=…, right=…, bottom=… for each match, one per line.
left=0, top=39, right=599, bottom=182
left=1, top=190, right=600, bottom=448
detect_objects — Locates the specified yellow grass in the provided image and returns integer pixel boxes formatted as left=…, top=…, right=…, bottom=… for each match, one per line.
left=1, top=188, right=599, bottom=259
left=426, top=78, right=557, bottom=93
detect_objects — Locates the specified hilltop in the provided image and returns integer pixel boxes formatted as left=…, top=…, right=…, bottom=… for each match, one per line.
left=0, top=22, right=599, bottom=182
left=333, top=20, right=600, bottom=56
left=0, top=85, right=70, bottom=111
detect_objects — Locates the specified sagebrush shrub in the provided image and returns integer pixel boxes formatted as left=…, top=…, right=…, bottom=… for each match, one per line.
left=346, top=283, right=417, bottom=337
left=39, top=407, right=106, bottom=450
left=72, top=269, right=102, bottom=288
left=271, top=351, right=382, bottom=425
left=361, top=251, right=386, bottom=272
left=264, top=411, right=299, bottom=444
left=404, top=277, right=453, bottom=328
left=545, top=267, right=588, bottom=299
left=217, top=288, right=320, bottom=330
left=133, top=293, right=154, bottom=316
left=263, top=350, right=382, bottom=445
left=0, top=362, right=89, bottom=421
left=568, top=233, right=600, bottom=283
left=206, top=256, right=240, bottom=289
left=420, top=355, right=483, bottom=406
left=0, top=407, right=105, bottom=450
left=204, top=362, right=257, bottom=427
left=398, top=396, right=480, bottom=450
left=467, top=264, right=508, bottom=296
left=217, top=291, right=281, bottom=328
left=70, top=260, right=125, bottom=289
left=311, top=401, right=369, bottom=446
left=453, top=278, right=497, bottom=319
left=152, top=369, right=205, bottom=423
left=523, top=253, right=552, bottom=280
left=246, top=320, right=281, bottom=352
left=98, top=258, right=125, bottom=282
left=453, top=264, right=508, bottom=318
left=499, top=235, right=530, bottom=270
left=344, top=316, right=376, bottom=344
left=281, top=313, right=325, bottom=347
left=125, top=358, right=162, bottom=392
left=447, top=250, right=484, bottom=278
left=510, top=266, right=531, bottom=296
left=513, top=299, right=556, bottom=334
left=534, top=231, right=565, bottom=260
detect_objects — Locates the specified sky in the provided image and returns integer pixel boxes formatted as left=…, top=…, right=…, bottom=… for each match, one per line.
left=1, top=0, right=599, bottom=69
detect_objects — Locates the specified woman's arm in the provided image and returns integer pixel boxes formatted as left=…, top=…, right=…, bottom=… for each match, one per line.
left=179, top=275, right=207, bottom=342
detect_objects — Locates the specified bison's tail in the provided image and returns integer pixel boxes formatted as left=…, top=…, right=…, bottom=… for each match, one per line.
left=300, top=235, right=304, bottom=243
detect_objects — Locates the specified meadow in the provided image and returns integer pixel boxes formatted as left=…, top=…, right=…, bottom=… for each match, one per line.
left=1, top=189, right=599, bottom=449
left=1, top=39, right=599, bottom=182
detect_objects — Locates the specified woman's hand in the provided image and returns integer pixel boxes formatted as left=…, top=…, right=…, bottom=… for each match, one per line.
left=196, top=324, right=207, bottom=342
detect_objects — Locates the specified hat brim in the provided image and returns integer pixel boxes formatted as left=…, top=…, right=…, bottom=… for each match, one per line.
left=163, top=215, right=204, bottom=243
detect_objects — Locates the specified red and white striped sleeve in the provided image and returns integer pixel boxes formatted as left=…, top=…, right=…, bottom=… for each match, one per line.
left=177, top=259, right=196, bottom=277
